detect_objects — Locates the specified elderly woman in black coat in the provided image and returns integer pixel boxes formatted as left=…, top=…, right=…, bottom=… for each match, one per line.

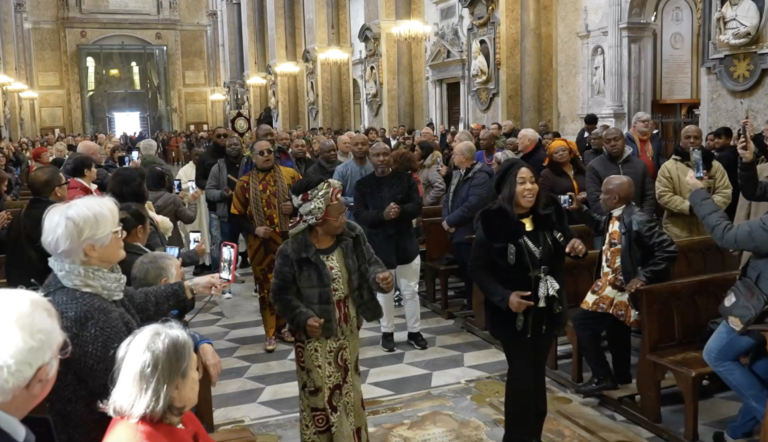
left=469, top=159, right=587, bottom=442
left=40, top=195, right=227, bottom=442
left=271, top=176, right=393, bottom=441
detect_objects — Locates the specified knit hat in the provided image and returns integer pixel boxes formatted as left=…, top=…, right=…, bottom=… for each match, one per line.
left=493, top=158, right=533, bottom=195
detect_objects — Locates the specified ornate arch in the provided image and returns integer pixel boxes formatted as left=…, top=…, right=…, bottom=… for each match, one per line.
left=91, top=34, right=153, bottom=45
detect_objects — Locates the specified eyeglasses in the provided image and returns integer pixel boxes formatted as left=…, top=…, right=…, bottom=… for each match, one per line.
left=215, top=133, right=228, bottom=139
left=255, top=148, right=274, bottom=157
left=56, top=179, right=70, bottom=188
left=60, top=336, right=72, bottom=359
left=112, top=224, right=126, bottom=239
left=322, top=206, right=348, bottom=222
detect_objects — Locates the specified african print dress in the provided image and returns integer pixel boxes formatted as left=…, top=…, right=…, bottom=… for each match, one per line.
left=294, top=244, right=368, bottom=442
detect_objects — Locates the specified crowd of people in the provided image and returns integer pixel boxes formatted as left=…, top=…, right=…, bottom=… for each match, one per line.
left=1, top=110, right=768, bottom=442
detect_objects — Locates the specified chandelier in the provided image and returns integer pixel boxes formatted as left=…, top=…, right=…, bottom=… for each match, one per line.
left=319, top=48, right=349, bottom=66
left=391, top=21, right=431, bottom=43
left=0, top=75, right=13, bottom=87
left=274, top=62, right=300, bottom=77
left=19, top=90, right=38, bottom=100
left=246, top=76, right=267, bottom=86
left=209, top=93, right=227, bottom=102
left=7, top=82, right=28, bottom=92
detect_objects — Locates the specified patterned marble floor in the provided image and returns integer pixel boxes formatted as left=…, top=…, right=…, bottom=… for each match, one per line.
left=187, top=267, right=754, bottom=441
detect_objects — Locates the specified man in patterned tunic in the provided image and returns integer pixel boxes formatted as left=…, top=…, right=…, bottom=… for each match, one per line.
left=231, top=140, right=302, bottom=352
left=569, top=175, right=677, bottom=396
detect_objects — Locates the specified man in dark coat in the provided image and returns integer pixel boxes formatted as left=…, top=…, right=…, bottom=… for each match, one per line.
left=442, top=141, right=494, bottom=309
left=713, top=126, right=740, bottom=220
left=570, top=176, right=677, bottom=396
left=6, top=166, right=68, bottom=288
left=518, top=128, right=547, bottom=176
left=586, top=128, right=656, bottom=217
left=576, top=113, right=599, bottom=157
left=305, top=139, right=342, bottom=180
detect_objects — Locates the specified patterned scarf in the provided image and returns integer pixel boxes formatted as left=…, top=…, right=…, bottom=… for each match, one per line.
left=630, top=128, right=653, bottom=160
left=249, top=165, right=291, bottom=233
left=48, top=257, right=127, bottom=301
left=289, top=179, right=343, bottom=237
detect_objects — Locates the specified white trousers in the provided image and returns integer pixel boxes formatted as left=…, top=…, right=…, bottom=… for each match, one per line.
left=377, top=255, right=421, bottom=333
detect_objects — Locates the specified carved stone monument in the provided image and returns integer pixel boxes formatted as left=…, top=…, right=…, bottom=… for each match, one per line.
left=463, top=0, right=499, bottom=111
left=302, top=49, right=318, bottom=122
left=661, top=0, right=693, bottom=99
left=358, top=24, right=382, bottom=117
left=716, top=0, right=761, bottom=46
left=592, top=47, right=605, bottom=96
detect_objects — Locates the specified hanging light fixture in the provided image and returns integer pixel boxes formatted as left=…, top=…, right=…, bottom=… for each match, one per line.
left=209, top=93, right=227, bottom=102
left=318, top=48, right=349, bottom=66
left=246, top=76, right=267, bottom=86
left=7, top=82, right=28, bottom=92
left=274, top=62, right=300, bottom=77
left=0, top=75, right=14, bottom=87
left=391, top=20, right=431, bottom=43
left=19, top=90, right=38, bottom=100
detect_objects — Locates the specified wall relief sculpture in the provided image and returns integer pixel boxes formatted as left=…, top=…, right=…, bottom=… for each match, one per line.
left=592, top=46, right=606, bottom=96
left=302, top=49, right=318, bottom=122
left=266, top=65, right=279, bottom=125
left=427, top=17, right=465, bottom=65
left=358, top=23, right=382, bottom=117
left=703, top=0, right=768, bottom=91
left=463, top=0, right=499, bottom=111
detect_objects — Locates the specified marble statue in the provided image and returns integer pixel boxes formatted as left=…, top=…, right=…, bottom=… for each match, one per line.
left=307, top=81, right=316, bottom=106
left=593, top=47, right=605, bottom=96
left=269, top=89, right=277, bottom=110
left=3, top=104, right=9, bottom=133
left=365, top=66, right=378, bottom=99
left=470, top=39, right=490, bottom=86
left=242, top=93, right=250, bottom=113
left=716, top=0, right=761, bottom=46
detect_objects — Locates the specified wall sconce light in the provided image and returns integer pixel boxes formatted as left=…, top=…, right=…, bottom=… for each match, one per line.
left=318, top=48, right=349, bottom=66
left=274, top=62, right=300, bottom=77
left=246, top=76, right=267, bottom=86
left=209, top=93, right=227, bottom=102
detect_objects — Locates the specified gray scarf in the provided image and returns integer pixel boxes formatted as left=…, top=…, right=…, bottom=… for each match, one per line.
left=48, top=258, right=127, bottom=301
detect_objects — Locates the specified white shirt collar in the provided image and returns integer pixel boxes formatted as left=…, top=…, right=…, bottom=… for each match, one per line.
left=611, top=205, right=626, bottom=217
left=0, top=409, right=26, bottom=442
left=74, top=178, right=98, bottom=192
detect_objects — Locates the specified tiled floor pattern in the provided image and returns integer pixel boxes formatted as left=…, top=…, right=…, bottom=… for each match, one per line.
left=188, top=268, right=753, bottom=441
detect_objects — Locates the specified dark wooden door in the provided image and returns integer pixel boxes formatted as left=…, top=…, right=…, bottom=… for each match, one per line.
left=446, top=82, right=461, bottom=130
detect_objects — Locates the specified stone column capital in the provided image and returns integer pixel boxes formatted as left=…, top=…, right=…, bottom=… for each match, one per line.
left=207, top=10, right=219, bottom=20
left=14, top=1, right=27, bottom=13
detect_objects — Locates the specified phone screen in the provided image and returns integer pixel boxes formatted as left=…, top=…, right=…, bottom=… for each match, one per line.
left=188, top=180, right=197, bottom=193
left=189, top=231, right=201, bottom=249
left=131, top=151, right=139, bottom=162
left=692, top=148, right=704, bottom=179
left=165, top=246, right=180, bottom=258
left=219, top=243, right=237, bottom=282
left=120, top=155, right=130, bottom=167
left=173, top=179, right=182, bottom=194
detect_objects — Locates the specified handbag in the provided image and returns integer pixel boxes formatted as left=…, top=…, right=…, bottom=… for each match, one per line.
left=719, top=276, right=768, bottom=334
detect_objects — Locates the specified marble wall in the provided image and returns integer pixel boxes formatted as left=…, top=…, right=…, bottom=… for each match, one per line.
left=701, top=69, right=768, bottom=132
left=556, top=0, right=584, bottom=136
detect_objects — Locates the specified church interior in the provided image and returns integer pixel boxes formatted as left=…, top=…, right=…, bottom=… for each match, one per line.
left=2, top=0, right=768, bottom=441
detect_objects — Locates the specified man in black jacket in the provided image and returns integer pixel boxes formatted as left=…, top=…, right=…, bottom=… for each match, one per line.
left=518, top=128, right=547, bottom=176
left=305, top=139, right=342, bottom=179
left=586, top=128, right=656, bottom=217
left=570, top=176, right=677, bottom=396
left=713, top=126, right=740, bottom=220
left=353, top=142, right=428, bottom=352
left=6, top=166, right=68, bottom=288
left=576, top=113, right=599, bottom=157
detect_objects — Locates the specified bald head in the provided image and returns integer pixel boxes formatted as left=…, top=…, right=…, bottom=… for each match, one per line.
left=337, top=135, right=351, bottom=154
left=77, top=141, right=101, bottom=162
left=318, top=139, right=338, bottom=163
left=600, top=175, right=634, bottom=212
left=517, top=129, right=539, bottom=153
left=257, top=125, right=275, bottom=145
left=681, top=125, right=703, bottom=150
left=276, top=131, right=290, bottom=147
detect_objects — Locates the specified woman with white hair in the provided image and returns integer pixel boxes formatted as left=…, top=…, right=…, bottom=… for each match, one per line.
left=40, top=195, right=227, bottom=442
left=101, top=322, right=214, bottom=442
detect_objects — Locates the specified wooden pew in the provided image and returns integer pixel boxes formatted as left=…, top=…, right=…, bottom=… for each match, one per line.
left=421, top=205, right=442, bottom=220
left=636, top=272, right=738, bottom=442
left=197, top=361, right=215, bottom=430
left=571, top=224, right=595, bottom=251
left=5, top=199, right=28, bottom=210
left=421, top=217, right=460, bottom=318
left=0, top=255, right=6, bottom=287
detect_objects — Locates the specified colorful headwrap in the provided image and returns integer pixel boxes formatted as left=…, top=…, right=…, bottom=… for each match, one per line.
left=289, top=179, right=343, bottom=237
left=543, top=138, right=580, bottom=166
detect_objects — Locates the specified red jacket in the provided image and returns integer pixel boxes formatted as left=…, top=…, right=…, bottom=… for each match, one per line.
left=102, top=411, right=215, bottom=442
left=66, top=178, right=101, bottom=201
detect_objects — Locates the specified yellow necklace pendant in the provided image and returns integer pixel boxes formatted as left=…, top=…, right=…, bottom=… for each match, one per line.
left=521, top=216, right=534, bottom=232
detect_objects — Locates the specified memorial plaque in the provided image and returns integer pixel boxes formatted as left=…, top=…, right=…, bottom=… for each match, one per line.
left=186, top=104, right=207, bottom=123
left=81, top=0, right=157, bottom=15
left=40, top=107, right=65, bottom=128
left=185, top=70, right=205, bottom=86
left=37, top=72, right=61, bottom=88
left=661, top=0, right=693, bottom=99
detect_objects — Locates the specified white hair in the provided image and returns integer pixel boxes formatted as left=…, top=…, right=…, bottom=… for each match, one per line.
left=518, top=128, right=539, bottom=144
left=455, top=141, right=476, bottom=159
left=131, top=252, right=179, bottom=289
left=454, top=130, right=474, bottom=143
left=139, top=139, right=158, bottom=157
left=42, top=196, right=120, bottom=264
left=53, top=142, right=68, bottom=155
left=0, top=290, right=64, bottom=402
left=632, top=112, right=652, bottom=125
left=344, top=131, right=355, bottom=138
left=494, top=150, right=516, bottom=164
left=103, top=322, right=194, bottom=423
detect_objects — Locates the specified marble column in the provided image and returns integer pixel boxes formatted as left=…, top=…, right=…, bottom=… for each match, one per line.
left=621, top=22, right=655, bottom=125
left=520, top=0, right=541, bottom=128
left=223, top=0, right=245, bottom=113
left=606, top=0, right=623, bottom=109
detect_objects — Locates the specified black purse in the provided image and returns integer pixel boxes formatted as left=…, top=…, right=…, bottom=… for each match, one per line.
left=719, top=276, right=768, bottom=334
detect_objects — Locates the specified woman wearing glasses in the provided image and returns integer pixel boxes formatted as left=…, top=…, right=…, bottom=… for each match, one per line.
left=271, top=177, right=393, bottom=441
left=39, top=196, right=229, bottom=442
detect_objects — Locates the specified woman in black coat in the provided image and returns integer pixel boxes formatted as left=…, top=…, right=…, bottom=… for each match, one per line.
left=470, top=159, right=587, bottom=442
left=539, top=139, right=588, bottom=225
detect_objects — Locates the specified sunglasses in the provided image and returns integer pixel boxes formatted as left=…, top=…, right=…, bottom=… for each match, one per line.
left=255, top=148, right=274, bottom=157
left=215, top=133, right=228, bottom=139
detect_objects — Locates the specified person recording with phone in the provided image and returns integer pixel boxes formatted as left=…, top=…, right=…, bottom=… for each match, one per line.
left=686, top=124, right=768, bottom=442
left=655, top=125, right=732, bottom=240
left=147, top=166, right=200, bottom=249
left=539, top=138, right=588, bottom=225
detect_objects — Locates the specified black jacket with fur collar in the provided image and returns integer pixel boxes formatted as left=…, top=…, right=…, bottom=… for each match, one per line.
left=270, top=221, right=387, bottom=339
left=469, top=195, right=577, bottom=339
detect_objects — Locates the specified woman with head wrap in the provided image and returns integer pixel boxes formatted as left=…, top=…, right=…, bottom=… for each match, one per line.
left=270, top=176, right=394, bottom=441
left=539, top=138, right=588, bottom=225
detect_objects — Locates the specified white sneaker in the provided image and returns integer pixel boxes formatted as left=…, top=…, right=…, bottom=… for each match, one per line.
left=222, top=292, right=233, bottom=300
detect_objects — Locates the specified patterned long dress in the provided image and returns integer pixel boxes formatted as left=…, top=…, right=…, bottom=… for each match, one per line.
left=294, top=245, right=369, bottom=442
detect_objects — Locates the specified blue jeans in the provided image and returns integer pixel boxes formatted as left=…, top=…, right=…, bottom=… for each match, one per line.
left=703, top=321, right=768, bottom=439
left=209, top=213, right=222, bottom=268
